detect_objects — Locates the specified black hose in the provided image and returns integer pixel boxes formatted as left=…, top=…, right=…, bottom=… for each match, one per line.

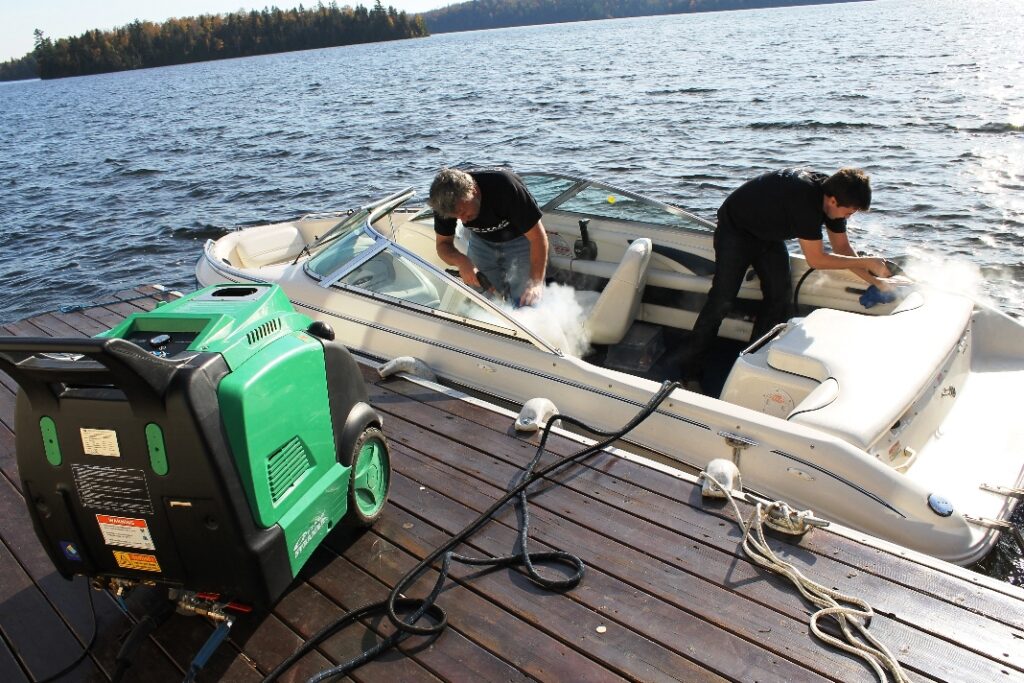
left=37, top=578, right=98, bottom=683
left=264, top=380, right=681, bottom=683
left=794, top=257, right=905, bottom=311
left=111, top=597, right=177, bottom=683
left=793, top=267, right=816, bottom=310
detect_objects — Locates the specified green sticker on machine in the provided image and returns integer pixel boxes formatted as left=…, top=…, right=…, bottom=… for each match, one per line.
left=39, top=416, right=61, bottom=466
left=145, top=423, right=168, bottom=476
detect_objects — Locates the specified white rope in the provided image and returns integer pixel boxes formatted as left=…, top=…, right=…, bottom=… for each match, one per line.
left=700, top=473, right=911, bottom=683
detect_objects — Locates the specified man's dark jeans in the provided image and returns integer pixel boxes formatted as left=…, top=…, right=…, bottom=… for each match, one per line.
left=681, top=217, right=793, bottom=379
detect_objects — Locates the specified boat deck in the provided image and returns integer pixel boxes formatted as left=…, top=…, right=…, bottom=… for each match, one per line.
left=1, top=285, right=1023, bottom=682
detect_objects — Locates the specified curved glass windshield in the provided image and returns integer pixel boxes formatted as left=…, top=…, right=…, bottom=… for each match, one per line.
left=307, top=225, right=378, bottom=277
left=557, top=184, right=709, bottom=230
left=308, top=209, right=368, bottom=252
left=337, top=247, right=511, bottom=330
left=520, top=174, right=578, bottom=208
left=519, top=172, right=712, bottom=232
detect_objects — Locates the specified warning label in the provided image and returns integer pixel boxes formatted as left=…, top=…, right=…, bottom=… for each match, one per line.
left=81, top=428, right=120, bottom=457
left=96, top=514, right=155, bottom=550
left=113, top=551, right=161, bottom=573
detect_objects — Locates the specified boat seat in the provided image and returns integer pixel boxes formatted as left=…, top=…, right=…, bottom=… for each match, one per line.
left=234, top=224, right=304, bottom=268
left=579, top=238, right=653, bottom=345
left=772, top=289, right=973, bottom=450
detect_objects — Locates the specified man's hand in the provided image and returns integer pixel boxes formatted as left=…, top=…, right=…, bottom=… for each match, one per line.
left=865, top=257, right=892, bottom=279
left=518, top=280, right=543, bottom=307
left=436, top=233, right=481, bottom=288
left=875, top=274, right=914, bottom=291
left=459, top=264, right=481, bottom=289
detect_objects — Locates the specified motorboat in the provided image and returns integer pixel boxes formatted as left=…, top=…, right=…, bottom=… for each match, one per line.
left=195, top=171, right=1024, bottom=566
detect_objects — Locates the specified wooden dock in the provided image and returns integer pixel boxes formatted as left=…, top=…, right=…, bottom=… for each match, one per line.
left=1, top=285, right=1023, bottom=682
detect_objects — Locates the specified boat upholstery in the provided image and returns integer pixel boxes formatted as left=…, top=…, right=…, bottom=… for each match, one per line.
left=773, top=290, right=973, bottom=449
left=580, top=238, right=653, bottom=345
left=235, top=224, right=304, bottom=268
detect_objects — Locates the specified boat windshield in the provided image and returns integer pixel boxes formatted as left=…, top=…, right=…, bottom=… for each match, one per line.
left=336, top=246, right=514, bottom=332
left=521, top=174, right=578, bottom=207
left=520, top=172, right=712, bottom=232
left=307, top=224, right=378, bottom=277
left=305, top=208, right=371, bottom=257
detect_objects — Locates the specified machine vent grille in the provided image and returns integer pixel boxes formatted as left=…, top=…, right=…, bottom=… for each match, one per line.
left=247, top=318, right=281, bottom=345
left=266, top=437, right=312, bottom=503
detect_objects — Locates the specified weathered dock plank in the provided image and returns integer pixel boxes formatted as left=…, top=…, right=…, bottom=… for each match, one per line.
left=0, top=286, right=1021, bottom=682
left=365, top=370, right=1024, bottom=679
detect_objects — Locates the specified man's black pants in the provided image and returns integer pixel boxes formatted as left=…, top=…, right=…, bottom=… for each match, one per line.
left=681, top=214, right=793, bottom=379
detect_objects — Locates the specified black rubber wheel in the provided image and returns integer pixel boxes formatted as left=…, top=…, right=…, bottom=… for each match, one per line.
left=341, top=426, right=390, bottom=527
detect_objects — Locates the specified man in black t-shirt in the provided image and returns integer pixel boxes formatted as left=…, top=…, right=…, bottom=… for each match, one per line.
left=428, top=167, right=549, bottom=306
left=681, top=167, right=893, bottom=385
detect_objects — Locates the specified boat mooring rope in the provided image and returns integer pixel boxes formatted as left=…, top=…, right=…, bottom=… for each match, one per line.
left=700, top=472, right=911, bottom=683
left=264, top=381, right=680, bottom=683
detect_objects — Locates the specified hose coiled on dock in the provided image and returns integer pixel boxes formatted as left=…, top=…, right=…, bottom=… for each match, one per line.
left=264, top=381, right=680, bottom=683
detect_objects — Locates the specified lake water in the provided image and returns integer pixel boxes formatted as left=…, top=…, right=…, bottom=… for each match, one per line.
left=1, top=0, right=1022, bottom=580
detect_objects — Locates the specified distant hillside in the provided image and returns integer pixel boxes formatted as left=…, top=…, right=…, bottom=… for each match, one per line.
left=423, top=0, right=860, bottom=33
left=5, top=2, right=427, bottom=81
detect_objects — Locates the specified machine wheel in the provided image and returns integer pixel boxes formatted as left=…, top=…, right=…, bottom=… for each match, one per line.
left=342, top=427, right=390, bottom=527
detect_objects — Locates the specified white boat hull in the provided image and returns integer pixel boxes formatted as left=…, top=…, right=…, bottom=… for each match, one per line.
left=194, top=175, right=1024, bottom=565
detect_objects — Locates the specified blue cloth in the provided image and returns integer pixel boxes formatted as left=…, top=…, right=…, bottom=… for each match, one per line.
left=859, top=284, right=897, bottom=308
left=467, top=233, right=532, bottom=303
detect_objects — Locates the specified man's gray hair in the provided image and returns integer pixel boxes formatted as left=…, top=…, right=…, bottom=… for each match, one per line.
left=428, top=168, right=476, bottom=217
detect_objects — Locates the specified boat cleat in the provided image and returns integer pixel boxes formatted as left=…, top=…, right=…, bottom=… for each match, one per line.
left=378, top=355, right=437, bottom=382
left=516, top=397, right=559, bottom=433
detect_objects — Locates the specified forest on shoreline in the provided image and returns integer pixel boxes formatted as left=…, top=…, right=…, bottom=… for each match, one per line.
left=1, top=2, right=426, bottom=81
left=1, top=0, right=860, bottom=81
left=421, top=0, right=859, bottom=33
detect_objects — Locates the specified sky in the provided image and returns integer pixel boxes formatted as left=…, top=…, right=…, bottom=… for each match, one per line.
left=0, top=0, right=446, bottom=61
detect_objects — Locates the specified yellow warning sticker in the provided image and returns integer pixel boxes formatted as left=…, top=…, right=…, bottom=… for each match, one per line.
left=113, top=551, right=161, bottom=573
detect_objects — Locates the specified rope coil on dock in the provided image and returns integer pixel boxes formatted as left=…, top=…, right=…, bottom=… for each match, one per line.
left=700, top=472, right=911, bottom=683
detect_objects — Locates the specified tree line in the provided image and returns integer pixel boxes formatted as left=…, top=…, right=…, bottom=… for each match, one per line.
left=0, top=53, right=37, bottom=81
left=1, top=2, right=427, bottom=81
left=421, top=0, right=858, bottom=33
left=0, top=0, right=861, bottom=81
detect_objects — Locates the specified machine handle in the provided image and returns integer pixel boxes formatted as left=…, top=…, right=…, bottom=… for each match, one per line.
left=0, top=336, right=188, bottom=414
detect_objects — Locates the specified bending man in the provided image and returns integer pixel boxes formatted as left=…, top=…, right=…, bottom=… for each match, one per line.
left=429, top=167, right=549, bottom=307
left=681, top=167, right=892, bottom=384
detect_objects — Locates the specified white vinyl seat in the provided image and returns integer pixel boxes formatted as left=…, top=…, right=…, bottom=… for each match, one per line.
left=579, top=238, right=653, bottom=345
left=234, top=224, right=304, bottom=268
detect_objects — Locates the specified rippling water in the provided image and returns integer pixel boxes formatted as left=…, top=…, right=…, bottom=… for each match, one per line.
left=1, top=0, right=1022, bottom=579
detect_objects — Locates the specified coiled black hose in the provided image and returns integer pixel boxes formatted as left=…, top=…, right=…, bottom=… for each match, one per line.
left=264, top=380, right=681, bottom=683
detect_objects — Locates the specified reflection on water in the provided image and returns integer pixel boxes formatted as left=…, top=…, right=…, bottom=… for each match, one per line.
left=1, top=0, right=1022, bottom=327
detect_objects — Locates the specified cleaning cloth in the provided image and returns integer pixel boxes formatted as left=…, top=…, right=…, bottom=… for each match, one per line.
left=859, top=285, right=897, bottom=309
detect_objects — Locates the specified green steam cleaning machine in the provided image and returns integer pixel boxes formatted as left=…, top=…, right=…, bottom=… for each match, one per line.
left=0, top=284, right=391, bottom=669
